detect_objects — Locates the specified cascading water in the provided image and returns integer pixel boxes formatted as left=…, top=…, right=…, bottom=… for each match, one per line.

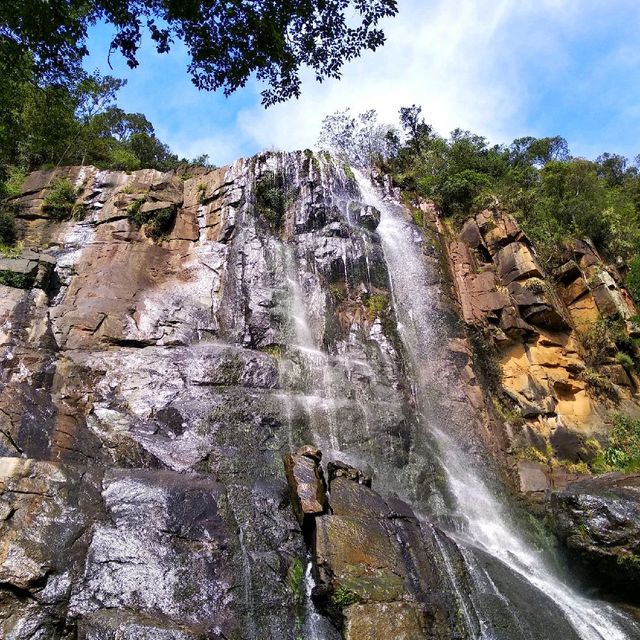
left=353, top=170, right=639, bottom=640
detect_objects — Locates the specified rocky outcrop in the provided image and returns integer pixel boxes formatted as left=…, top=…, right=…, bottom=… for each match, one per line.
left=443, top=205, right=640, bottom=493
left=548, top=473, right=640, bottom=601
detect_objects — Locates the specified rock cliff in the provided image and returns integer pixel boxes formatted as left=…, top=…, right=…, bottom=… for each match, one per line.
left=0, top=153, right=639, bottom=639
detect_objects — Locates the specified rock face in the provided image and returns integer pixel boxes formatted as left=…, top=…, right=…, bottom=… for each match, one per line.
left=0, top=154, right=491, bottom=639
left=1, top=154, right=638, bottom=638
left=446, top=206, right=640, bottom=493
left=549, top=473, right=640, bottom=601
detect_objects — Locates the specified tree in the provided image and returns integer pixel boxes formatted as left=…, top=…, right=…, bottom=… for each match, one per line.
left=318, top=108, right=398, bottom=168
left=1, top=0, right=398, bottom=106
left=399, top=105, right=433, bottom=153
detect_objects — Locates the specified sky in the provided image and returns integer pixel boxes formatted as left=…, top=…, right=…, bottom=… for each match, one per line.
left=84, top=0, right=640, bottom=166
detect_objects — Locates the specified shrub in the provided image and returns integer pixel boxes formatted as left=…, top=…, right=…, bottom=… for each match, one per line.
left=579, top=368, right=620, bottom=402
left=579, top=320, right=614, bottom=367
left=603, top=415, right=640, bottom=472
left=127, top=198, right=175, bottom=239
left=0, top=210, right=17, bottom=246
left=42, top=178, right=78, bottom=220
left=255, top=171, right=287, bottom=230
left=616, top=352, right=635, bottom=370
left=626, top=256, right=640, bottom=306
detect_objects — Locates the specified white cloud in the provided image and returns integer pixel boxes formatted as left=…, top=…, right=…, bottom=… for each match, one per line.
left=228, top=0, right=640, bottom=161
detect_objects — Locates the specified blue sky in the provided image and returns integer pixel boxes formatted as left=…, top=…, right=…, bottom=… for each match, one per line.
left=84, top=0, right=640, bottom=166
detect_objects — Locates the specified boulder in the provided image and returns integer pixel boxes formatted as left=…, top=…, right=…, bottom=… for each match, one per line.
left=548, top=473, right=640, bottom=602
left=459, top=219, right=484, bottom=249
left=284, top=446, right=328, bottom=524
left=495, top=242, right=543, bottom=285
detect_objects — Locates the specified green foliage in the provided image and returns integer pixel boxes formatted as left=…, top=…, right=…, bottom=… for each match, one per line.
left=602, top=415, right=640, bottom=472
left=364, top=104, right=640, bottom=267
left=0, top=269, right=34, bottom=289
left=0, top=210, right=17, bottom=245
left=42, top=179, right=78, bottom=220
left=579, top=368, right=620, bottom=402
left=616, top=352, right=635, bottom=370
left=0, top=240, right=24, bottom=258
left=332, top=586, right=361, bottom=608
left=127, top=198, right=175, bottom=240
left=515, top=446, right=549, bottom=465
left=579, top=320, right=613, bottom=367
left=493, top=397, right=524, bottom=427
left=286, top=558, right=305, bottom=608
left=626, top=256, right=640, bottom=306
left=364, top=292, right=390, bottom=321
left=2, top=1, right=397, bottom=107
left=255, top=172, right=287, bottom=230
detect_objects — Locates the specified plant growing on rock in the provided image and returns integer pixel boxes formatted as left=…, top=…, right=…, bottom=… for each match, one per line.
left=42, top=178, right=79, bottom=220
left=127, top=197, right=175, bottom=239
left=0, top=209, right=17, bottom=246
left=255, top=171, right=287, bottom=230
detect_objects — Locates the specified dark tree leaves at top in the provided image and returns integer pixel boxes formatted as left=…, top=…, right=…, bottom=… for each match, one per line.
left=0, top=0, right=398, bottom=104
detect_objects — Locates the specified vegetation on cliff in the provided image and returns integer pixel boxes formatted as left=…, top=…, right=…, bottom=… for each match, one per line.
left=320, top=106, right=640, bottom=304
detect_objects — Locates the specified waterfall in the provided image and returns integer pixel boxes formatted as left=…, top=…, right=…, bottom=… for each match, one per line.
left=353, top=170, right=639, bottom=640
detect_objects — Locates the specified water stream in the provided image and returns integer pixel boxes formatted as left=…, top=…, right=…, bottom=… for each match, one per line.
left=354, top=170, right=639, bottom=640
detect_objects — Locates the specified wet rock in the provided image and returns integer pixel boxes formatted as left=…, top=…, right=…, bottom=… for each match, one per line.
left=343, top=602, right=426, bottom=640
left=314, top=514, right=407, bottom=603
left=329, top=477, right=391, bottom=519
left=78, top=610, right=205, bottom=640
left=548, top=473, right=640, bottom=602
left=284, top=446, right=327, bottom=524
left=327, top=460, right=372, bottom=486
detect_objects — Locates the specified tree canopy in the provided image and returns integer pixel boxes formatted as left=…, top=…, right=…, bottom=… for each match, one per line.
left=1, top=0, right=398, bottom=105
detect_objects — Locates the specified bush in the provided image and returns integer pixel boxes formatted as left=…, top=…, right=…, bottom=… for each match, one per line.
left=0, top=210, right=17, bottom=245
left=592, top=415, right=640, bottom=473
left=579, top=368, right=620, bottom=402
left=127, top=198, right=175, bottom=239
left=255, top=171, right=287, bottom=230
left=42, top=178, right=78, bottom=220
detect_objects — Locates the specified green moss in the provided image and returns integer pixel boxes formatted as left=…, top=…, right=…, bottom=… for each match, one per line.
left=515, top=446, right=549, bottom=465
left=42, top=178, right=78, bottom=220
left=364, top=292, right=389, bottom=321
left=286, top=558, right=305, bottom=607
left=261, top=344, right=284, bottom=358
left=332, top=586, right=362, bottom=608
left=341, top=162, right=355, bottom=182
